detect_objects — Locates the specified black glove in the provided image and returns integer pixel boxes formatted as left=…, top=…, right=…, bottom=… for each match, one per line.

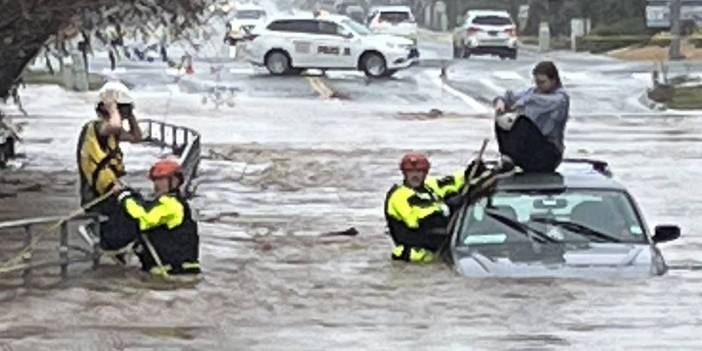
left=464, top=159, right=487, bottom=181
left=465, top=168, right=498, bottom=204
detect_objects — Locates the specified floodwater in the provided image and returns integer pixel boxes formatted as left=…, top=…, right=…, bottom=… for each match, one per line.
left=2, top=32, right=702, bottom=351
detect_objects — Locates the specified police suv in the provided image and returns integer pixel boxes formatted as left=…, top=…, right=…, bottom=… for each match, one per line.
left=245, top=13, right=419, bottom=78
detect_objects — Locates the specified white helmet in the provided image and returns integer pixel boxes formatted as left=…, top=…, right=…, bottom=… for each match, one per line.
left=98, top=81, right=134, bottom=105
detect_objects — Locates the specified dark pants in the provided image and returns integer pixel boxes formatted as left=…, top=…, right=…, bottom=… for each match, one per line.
left=389, top=214, right=449, bottom=252
left=495, top=116, right=562, bottom=172
left=89, top=195, right=139, bottom=251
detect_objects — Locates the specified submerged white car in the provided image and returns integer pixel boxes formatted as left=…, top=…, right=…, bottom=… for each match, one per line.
left=367, top=6, right=418, bottom=43
left=246, top=14, right=419, bottom=78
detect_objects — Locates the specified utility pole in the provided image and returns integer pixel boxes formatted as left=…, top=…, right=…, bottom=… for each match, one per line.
left=669, top=0, right=684, bottom=60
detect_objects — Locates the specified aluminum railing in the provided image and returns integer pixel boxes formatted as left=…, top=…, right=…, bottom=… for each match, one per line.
left=0, top=214, right=103, bottom=284
left=139, top=119, right=201, bottom=197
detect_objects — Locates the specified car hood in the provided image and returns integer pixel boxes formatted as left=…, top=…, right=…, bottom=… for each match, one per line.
left=454, top=243, right=663, bottom=278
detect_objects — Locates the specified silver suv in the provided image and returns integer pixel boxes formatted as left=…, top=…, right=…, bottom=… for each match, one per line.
left=452, top=10, right=518, bottom=60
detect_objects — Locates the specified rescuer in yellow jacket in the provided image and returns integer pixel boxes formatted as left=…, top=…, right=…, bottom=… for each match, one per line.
left=117, top=158, right=200, bottom=276
left=77, top=81, right=142, bottom=253
left=385, top=152, right=497, bottom=263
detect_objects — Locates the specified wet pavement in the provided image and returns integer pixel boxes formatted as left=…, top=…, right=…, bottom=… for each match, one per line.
left=2, top=11, right=702, bottom=351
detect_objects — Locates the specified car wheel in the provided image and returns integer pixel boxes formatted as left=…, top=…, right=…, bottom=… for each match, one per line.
left=510, top=50, right=518, bottom=60
left=265, top=50, right=291, bottom=75
left=362, top=52, right=387, bottom=78
left=463, top=48, right=471, bottom=58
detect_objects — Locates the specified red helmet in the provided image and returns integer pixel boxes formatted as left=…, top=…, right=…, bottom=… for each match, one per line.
left=400, top=152, right=430, bottom=172
left=149, top=159, right=183, bottom=180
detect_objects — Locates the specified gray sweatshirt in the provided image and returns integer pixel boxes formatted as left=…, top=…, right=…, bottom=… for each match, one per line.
left=500, top=87, right=570, bottom=153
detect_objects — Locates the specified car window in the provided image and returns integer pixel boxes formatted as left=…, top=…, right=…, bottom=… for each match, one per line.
left=458, top=190, right=647, bottom=245
left=318, top=21, right=340, bottom=35
left=472, top=15, right=513, bottom=26
left=341, top=19, right=370, bottom=35
left=378, top=11, right=413, bottom=23
left=267, top=20, right=319, bottom=34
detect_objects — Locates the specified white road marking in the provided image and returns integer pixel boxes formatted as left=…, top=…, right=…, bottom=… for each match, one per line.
left=429, top=74, right=490, bottom=114
left=479, top=78, right=506, bottom=95
left=491, top=70, right=524, bottom=80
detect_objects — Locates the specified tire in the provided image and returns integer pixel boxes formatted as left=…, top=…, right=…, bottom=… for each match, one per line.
left=463, top=48, right=471, bottom=58
left=265, top=50, right=291, bottom=75
left=509, top=49, right=518, bottom=60
left=361, top=52, right=387, bottom=78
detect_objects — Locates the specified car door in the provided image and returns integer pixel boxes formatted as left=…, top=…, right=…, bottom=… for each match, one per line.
left=282, top=20, right=318, bottom=67
left=311, top=20, right=355, bottom=68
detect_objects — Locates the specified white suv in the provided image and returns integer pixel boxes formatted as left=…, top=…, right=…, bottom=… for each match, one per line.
left=226, top=4, right=268, bottom=44
left=452, top=10, right=518, bottom=60
left=246, top=14, right=419, bottom=78
left=367, top=6, right=418, bottom=43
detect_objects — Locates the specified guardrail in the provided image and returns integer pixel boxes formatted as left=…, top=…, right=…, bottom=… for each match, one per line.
left=0, top=214, right=103, bottom=284
left=139, top=119, right=201, bottom=197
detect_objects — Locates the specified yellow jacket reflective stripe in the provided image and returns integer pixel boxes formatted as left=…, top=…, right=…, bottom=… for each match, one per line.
left=124, top=195, right=184, bottom=231
left=386, top=185, right=443, bottom=229
left=425, top=171, right=465, bottom=199
left=78, top=121, right=125, bottom=195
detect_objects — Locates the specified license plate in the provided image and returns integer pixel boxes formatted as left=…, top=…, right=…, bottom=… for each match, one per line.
left=488, top=31, right=498, bottom=36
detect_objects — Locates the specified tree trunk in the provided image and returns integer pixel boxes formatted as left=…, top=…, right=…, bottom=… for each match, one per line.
left=0, top=16, right=61, bottom=99
left=524, top=0, right=548, bottom=36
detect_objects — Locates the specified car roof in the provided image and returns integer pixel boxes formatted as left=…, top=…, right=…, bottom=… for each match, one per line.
left=494, top=159, right=627, bottom=192
left=266, top=13, right=350, bottom=23
left=466, top=10, right=511, bottom=17
left=373, top=6, right=412, bottom=12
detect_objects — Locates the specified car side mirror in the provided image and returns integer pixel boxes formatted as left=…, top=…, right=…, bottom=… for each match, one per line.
left=342, top=32, right=354, bottom=39
left=653, top=225, right=680, bottom=243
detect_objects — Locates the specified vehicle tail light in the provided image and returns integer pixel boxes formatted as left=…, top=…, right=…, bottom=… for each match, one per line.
left=504, top=26, right=516, bottom=37
left=467, top=26, right=481, bottom=34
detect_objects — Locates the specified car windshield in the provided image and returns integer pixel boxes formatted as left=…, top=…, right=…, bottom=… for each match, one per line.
left=472, top=15, right=512, bottom=26
left=341, top=19, right=370, bottom=35
left=236, top=10, right=266, bottom=19
left=457, top=189, right=647, bottom=246
left=379, top=11, right=413, bottom=23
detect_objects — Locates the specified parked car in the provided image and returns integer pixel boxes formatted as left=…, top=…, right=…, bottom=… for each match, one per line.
left=452, top=10, right=518, bottom=59
left=225, top=3, right=268, bottom=45
left=245, top=13, right=419, bottom=78
left=367, top=6, right=418, bottom=43
left=448, top=159, right=681, bottom=278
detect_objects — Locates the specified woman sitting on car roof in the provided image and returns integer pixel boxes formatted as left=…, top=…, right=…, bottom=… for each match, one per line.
left=493, top=61, right=570, bottom=173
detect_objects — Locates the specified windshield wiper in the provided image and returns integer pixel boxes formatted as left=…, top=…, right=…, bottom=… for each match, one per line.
left=530, top=218, right=622, bottom=243
left=484, top=210, right=557, bottom=243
